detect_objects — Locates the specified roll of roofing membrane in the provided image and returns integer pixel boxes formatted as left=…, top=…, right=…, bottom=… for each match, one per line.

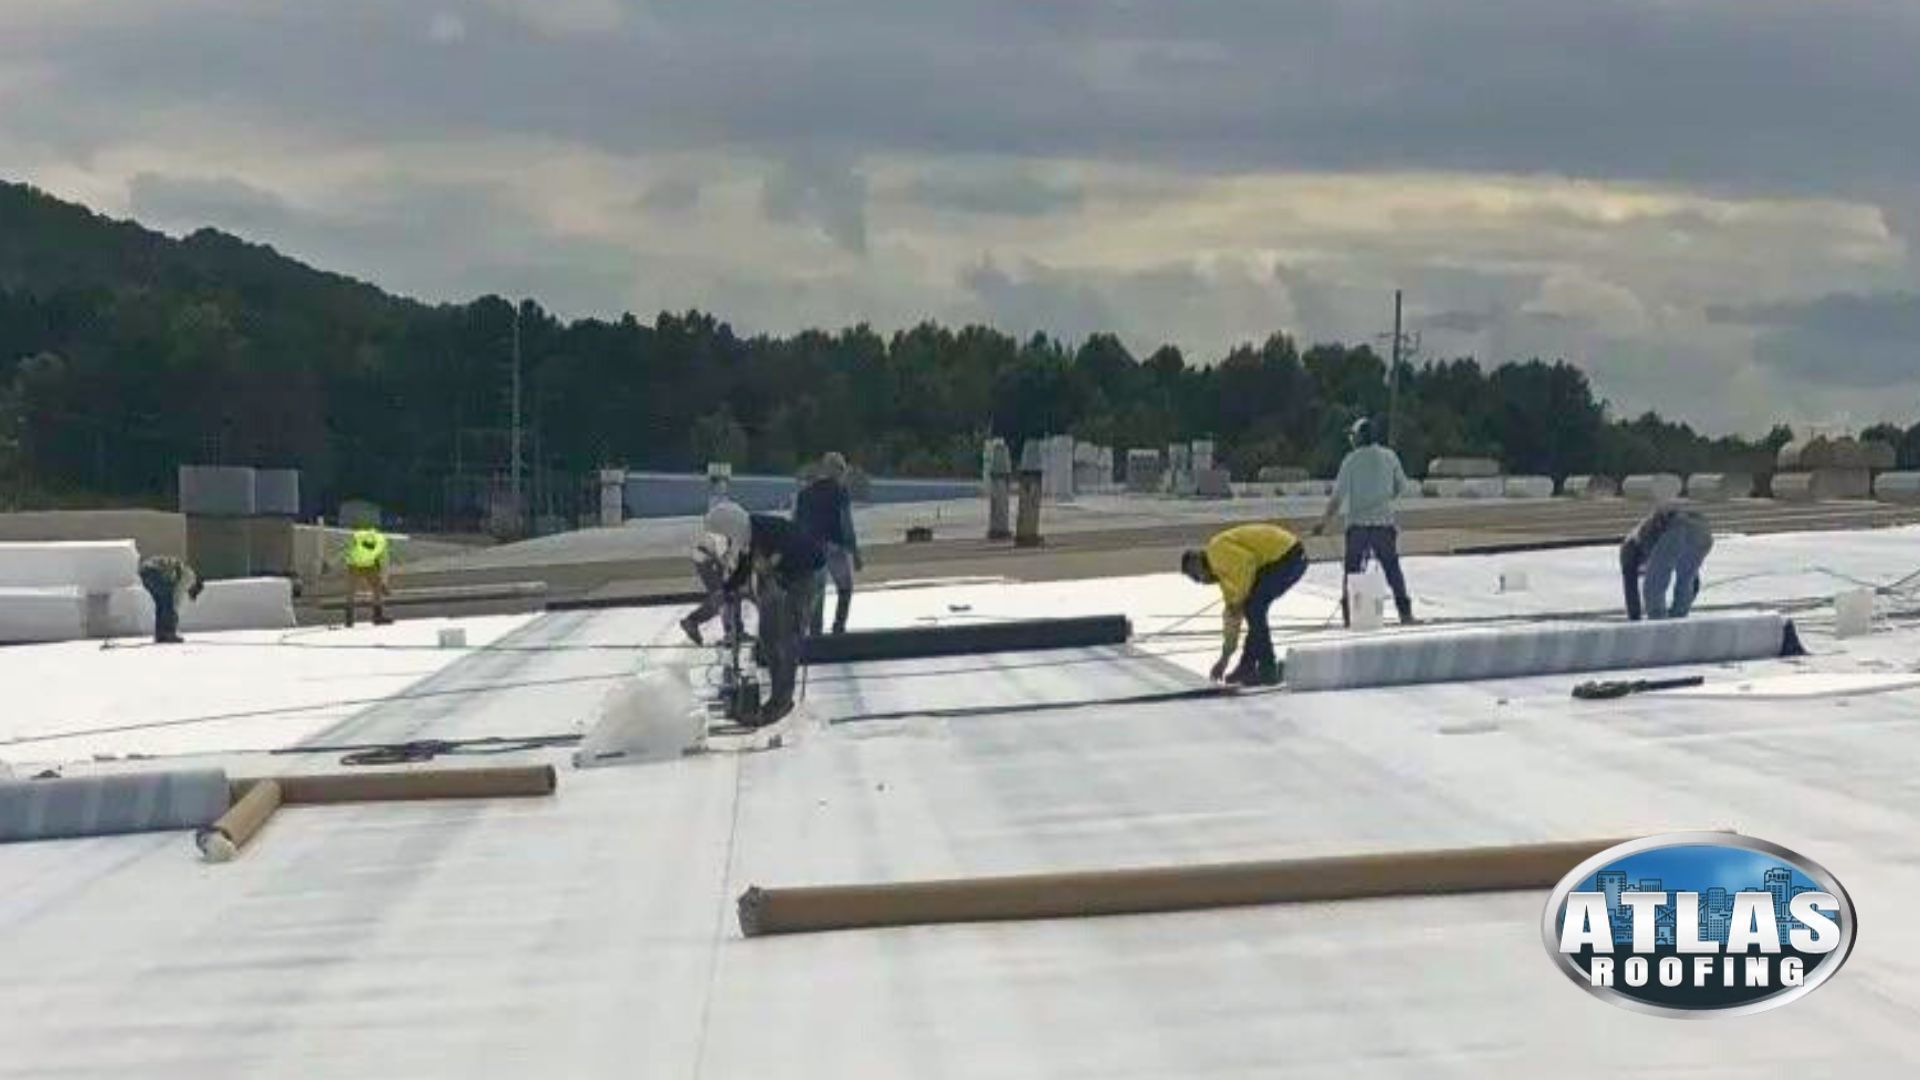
left=1284, top=612, right=1791, bottom=693
left=737, top=836, right=1640, bottom=937
left=0, top=769, right=231, bottom=843
left=801, top=615, right=1132, bottom=664
left=196, top=779, right=282, bottom=862
left=268, top=765, right=556, bottom=805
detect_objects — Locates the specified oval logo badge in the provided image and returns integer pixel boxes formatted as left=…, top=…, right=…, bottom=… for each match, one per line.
left=1543, top=833, right=1856, bottom=1017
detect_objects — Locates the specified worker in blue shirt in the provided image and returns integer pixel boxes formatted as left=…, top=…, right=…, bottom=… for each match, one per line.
left=1621, top=507, right=1714, bottom=619
left=793, top=451, right=863, bottom=635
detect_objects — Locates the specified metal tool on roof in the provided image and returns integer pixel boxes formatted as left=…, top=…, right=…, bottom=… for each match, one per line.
left=1571, top=675, right=1706, bottom=700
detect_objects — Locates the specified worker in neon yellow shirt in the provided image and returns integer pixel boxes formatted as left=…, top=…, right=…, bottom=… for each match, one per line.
left=1180, top=523, right=1307, bottom=686
left=343, top=525, right=393, bottom=627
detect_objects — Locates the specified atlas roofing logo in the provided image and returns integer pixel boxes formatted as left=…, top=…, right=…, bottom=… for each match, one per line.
left=1543, top=833, right=1856, bottom=1018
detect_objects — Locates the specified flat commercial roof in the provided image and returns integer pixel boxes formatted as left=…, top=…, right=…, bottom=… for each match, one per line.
left=4, top=526, right=1919, bottom=1077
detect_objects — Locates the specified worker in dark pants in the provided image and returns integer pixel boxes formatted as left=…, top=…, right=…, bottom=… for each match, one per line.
left=1621, top=507, right=1714, bottom=620
left=1313, top=417, right=1415, bottom=626
left=137, top=554, right=204, bottom=644
left=1180, top=523, right=1308, bottom=686
left=703, top=500, right=825, bottom=726
left=794, top=451, right=863, bottom=635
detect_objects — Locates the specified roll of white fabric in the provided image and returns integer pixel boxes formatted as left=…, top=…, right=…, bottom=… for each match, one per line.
left=1285, top=612, right=1790, bottom=692
left=1, top=769, right=232, bottom=843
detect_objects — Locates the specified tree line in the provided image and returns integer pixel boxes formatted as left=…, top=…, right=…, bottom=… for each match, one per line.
left=3, top=180, right=1917, bottom=523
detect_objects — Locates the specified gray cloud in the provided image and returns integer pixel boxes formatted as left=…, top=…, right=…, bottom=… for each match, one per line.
left=1420, top=309, right=1496, bottom=335
left=760, top=156, right=868, bottom=254
left=13, top=1, right=1920, bottom=197
left=8, top=0, right=1920, bottom=434
left=638, top=176, right=701, bottom=214
left=904, top=168, right=1083, bottom=217
left=1709, top=292, right=1920, bottom=387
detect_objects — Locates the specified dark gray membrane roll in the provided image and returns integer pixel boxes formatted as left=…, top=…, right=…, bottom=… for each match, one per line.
left=0, top=769, right=231, bottom=843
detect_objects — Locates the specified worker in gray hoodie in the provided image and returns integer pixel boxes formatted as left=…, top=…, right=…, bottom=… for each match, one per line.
left=1621, top=506, right=1714, bottom=620
left=1312, top=417, right=1416, bottom=626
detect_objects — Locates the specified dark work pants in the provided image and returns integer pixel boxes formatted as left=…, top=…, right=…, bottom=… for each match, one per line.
left=139, top=567, right=180, bottom=642
left=808, top=544, right=855, bottom=636
left=1342, top=525, right=1413, bottom=625
left=1232, top=547, right=1308, bottom=679
left=757, top=573, right=815, bottom=711
left=687, top=556, right=745, bottom=640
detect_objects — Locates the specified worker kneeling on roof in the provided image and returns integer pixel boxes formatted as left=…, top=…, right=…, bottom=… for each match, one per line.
left=1181, top=523, right=1308, bottom=686
left=1621, top=506, right=1714, bottom=620
left=702, top=499, right=826, bottom=726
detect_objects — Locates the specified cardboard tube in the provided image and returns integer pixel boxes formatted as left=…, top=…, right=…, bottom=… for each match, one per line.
left=737, top=837, right=1638, bottom=938
left=195, top=779, right=282, bottom=862
left=269, top=764, right=556, bottom=805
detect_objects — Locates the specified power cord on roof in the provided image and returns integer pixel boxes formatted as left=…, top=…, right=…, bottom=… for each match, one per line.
left=272, top=733, right=584, bottom=767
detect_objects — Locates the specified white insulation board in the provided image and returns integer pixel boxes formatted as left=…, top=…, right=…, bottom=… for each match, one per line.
left=104, top=577, right=297, bottom=635
left=0, top=587, right=88, bottom=643
left=0, top=540, right=139, bottom=592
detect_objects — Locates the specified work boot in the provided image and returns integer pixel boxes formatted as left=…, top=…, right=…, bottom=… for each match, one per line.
left=750, top=697, right=795, bottom=729
left=679, top=614, right=705, bottom=646
left=832, top=594, right=851, bottom=635
left=1256, top=659, right=1281, bottom=686
left=372, top=608, right=393, bottom=626
left=343, top=606, right=355, bottom=628
left=1396, top=599, right=1417, bottom=626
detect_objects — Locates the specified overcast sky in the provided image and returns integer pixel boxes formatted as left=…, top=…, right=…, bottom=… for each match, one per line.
left=4, top=0, right=1918, bottom=433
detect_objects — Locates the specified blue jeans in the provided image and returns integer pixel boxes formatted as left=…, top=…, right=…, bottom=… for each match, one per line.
left=1642, top=515, right=1714, bottom=619
left=808, top=544, right=856, bottom=635
left=1342, top=525, right=1412, bottom=625
left=1232, top=546, right=1309, bottom=677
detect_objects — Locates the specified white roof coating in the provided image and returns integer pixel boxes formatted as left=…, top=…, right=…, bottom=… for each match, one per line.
left=3, top=525, right=1920, bottom=1077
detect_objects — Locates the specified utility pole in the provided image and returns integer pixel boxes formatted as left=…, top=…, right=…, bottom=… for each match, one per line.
left=1388, top=290, right=1402, bottom=454
left=510, top=299, right=523, bottom=534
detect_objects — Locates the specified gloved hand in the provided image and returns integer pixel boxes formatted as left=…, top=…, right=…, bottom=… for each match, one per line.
left=187, top=581, right=205, bottom=601
left=852, top=551, right=865, bottom=572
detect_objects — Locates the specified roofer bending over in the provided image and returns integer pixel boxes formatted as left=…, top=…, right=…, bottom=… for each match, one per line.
left=793, top=451, right=863, bottom=635
left=1621, top=507, right=1714, bottom=620
left=1181, top=523, right=1308, bottom=687
left=1313, top=417, right=1415, bottom=626
left=703, top=499, right=826, bottom=726
left=137, top=554, right=204, bottom=644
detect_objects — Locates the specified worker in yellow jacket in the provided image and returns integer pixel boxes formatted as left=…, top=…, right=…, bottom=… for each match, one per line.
left=343, top=525, right=393, bottom=627
left=1180, top=523, right=1308, bottom=686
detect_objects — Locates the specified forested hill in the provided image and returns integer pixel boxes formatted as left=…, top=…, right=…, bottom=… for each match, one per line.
left=2, top=179, right=1909, bottom=523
